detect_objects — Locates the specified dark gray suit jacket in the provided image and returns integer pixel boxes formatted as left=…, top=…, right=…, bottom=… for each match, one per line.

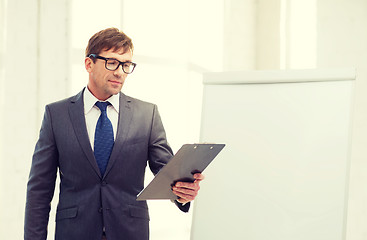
left=25, top=89, right=189, bottom=240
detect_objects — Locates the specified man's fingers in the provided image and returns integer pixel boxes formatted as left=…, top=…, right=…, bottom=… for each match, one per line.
left=172, top=190, right=196, bottom=202
left=193, top=173, right=205, bottom=181
left=172, top=174, right=204, bottom=203
left=176, top=198, right=188, bottom=204
left=172, top=186, right=198, bottom=196
left=175, top=181, right=200, bottom=190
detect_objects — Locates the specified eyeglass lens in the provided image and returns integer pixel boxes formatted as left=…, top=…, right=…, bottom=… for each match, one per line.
left=106, top=59, right=135, bottom=73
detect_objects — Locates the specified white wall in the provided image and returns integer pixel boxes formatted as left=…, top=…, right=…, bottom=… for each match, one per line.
left=256, top=0, right=281, bottom=69
left=316, top=1, right=367, bottom=239
left=0, top=0, right=40, bottom=237
left=0, top=0, right=5, bottom=233
left=0, top=0, right=70, bottom=238
left=223, top=0, right=257, bottom=70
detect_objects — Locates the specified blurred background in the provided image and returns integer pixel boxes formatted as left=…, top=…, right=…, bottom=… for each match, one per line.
left=1, top=0, right=367, bottom=239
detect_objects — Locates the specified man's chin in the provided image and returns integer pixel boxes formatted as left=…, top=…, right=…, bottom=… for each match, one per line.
left=109, top=89, right=122, bottom=96
left=108, top=85, right=123, bottom=95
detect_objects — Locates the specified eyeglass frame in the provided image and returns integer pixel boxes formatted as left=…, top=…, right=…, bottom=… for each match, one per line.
left=88, top=54, right=137, bottom=74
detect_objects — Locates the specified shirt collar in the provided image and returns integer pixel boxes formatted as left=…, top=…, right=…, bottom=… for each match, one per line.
left=83, top=87, right=120, bottom=114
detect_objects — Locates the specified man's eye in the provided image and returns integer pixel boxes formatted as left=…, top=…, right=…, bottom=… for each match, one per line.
left=107, top=60, right=119, bottom=66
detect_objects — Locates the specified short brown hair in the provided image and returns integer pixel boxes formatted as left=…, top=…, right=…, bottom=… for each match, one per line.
left=85, top=28, right=134, bottom=59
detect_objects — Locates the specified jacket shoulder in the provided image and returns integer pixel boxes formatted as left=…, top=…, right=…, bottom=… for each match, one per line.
left=122, top=93, right=157, bottom=109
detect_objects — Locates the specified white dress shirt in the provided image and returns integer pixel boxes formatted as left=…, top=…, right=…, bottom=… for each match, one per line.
left=83, top=87, right=119, bottom=150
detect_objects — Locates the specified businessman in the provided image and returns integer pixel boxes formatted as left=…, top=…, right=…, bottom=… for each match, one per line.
left=25, top=27, right=203, bottom=240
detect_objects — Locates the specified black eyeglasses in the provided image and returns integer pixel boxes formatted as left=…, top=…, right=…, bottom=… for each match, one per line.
left=88, top=54, right=137, bottom=74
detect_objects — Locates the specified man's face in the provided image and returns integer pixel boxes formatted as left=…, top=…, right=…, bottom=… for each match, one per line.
left=85, top=48, right=133, bottom=100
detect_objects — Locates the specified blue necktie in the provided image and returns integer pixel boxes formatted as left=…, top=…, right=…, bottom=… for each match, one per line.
left=94, top=101, right=114, bottom=176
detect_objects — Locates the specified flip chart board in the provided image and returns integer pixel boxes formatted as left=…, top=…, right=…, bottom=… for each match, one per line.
left=191, top=69, right=356, bottom=240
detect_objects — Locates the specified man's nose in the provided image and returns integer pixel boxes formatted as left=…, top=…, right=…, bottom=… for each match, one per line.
left=113, top=65, right=124, bottom=77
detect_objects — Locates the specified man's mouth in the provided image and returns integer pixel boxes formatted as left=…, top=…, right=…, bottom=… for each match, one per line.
left=109, top=80, right=122, bottom=84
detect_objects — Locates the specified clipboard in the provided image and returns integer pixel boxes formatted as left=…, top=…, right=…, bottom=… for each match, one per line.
left=136, top=143, right=225, bottom=201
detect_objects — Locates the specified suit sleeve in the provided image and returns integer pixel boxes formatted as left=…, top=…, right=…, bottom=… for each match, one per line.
left=147, top=105, right=173, bottom=174
left=147, top=105, right=190, bottom=212
left=24, top=106, right=59, bottom=239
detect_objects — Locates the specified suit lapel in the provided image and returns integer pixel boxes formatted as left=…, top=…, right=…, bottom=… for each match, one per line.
left=69, top=88, right=102, bottom=178
left=104, top=93, right=133, bottom=178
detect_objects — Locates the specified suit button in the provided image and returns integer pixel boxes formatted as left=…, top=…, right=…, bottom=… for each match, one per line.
left=98, top=207, right=103, bottom=213
left=101, top=181, right=107, bottom=186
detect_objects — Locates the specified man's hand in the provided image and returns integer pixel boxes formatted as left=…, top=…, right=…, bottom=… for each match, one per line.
left=172, top=173, right=205, bottom=204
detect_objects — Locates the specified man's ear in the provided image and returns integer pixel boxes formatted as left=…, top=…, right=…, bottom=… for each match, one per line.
left=85, top=57, right=93, bottom=73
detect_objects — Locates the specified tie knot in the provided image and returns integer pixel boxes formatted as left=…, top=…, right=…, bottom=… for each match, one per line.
left=95, top=101, right=110, bottom=112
